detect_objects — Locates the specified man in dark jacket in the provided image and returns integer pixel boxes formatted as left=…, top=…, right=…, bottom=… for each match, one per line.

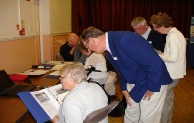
left=131, top=17, right=165, bottom=52
left=60, top=33, right=86, bottom=63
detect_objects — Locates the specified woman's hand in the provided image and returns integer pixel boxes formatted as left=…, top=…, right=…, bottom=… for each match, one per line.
left=155, top=49, right=163, bottom=55
left=50, top=115, right=59, bottom=123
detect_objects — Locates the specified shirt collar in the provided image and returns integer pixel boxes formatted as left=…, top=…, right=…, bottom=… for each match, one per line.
left=105, top=32, right=111, bottom=53
left=142, top=26, right=151, bottom=40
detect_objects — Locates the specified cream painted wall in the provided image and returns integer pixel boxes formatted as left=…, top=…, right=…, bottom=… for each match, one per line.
left=50, top=0, right=71, bottom=33
left=0, top=37, right=41, bottom=74
left=0, top=0, right=39, bottom=38
left=0, top=0, right=72, bottom=74
left=42, top=35, right=52, bottom=61
left=0, top=0, right=40, bottom=74
left=39, top=0, right=72, bottom=62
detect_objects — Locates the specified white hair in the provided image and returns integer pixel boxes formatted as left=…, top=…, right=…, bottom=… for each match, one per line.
left=60, top=62, right=87, bottom=83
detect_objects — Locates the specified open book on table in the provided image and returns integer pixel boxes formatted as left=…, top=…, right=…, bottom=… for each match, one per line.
left=18, top=84, right=69, bottom=123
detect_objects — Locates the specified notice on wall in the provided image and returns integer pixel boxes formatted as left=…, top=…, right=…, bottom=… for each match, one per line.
left=191, top=17, right=194, bottom=25
left=190, top=26, right=194, bottom=34
left=190, top=34, right=194, bottom=43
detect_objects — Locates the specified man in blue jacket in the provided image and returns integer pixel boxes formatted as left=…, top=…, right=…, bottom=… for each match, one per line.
left=81, top=26, right=172, bottom=123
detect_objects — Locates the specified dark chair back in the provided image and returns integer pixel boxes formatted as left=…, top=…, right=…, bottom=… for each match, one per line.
left=83, top=101, right=119, bottom=123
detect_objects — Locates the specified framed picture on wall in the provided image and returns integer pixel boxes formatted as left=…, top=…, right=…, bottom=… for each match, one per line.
left=190, top=26, right=194, bottom=34
left=190, top=35, right=194, bottom=43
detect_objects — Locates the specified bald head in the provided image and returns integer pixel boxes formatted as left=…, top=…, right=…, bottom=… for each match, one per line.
left=66, top=33, right=80, bottom=47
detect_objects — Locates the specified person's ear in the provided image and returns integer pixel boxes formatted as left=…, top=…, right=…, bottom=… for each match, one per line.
left=144, top=24, right=148, bottom=28
left=89, top=37, right=96, bottom=45
left=161, top=25, right=165, bottom=28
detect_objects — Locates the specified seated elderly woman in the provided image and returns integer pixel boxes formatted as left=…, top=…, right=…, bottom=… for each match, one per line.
left=51, top=63, right=108, bottom=123
left=78, top=42, right=107, bottom=85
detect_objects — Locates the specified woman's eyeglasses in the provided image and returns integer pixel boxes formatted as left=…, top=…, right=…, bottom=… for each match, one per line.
left=59, top=76, right=65, bottom=81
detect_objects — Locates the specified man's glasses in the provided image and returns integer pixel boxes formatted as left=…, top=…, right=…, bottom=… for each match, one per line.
left=84, top=41, right=89, bottom=49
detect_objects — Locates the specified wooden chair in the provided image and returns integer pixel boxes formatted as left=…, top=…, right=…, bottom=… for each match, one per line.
left=56, top=53, right=64, bottom=61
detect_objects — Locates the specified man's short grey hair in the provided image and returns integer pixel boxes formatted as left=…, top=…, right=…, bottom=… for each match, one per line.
left=131, top=17, right=147, bottom=27
left=60, top=62, right=87, bottom=83
left=81, top=26, right=105, bottom=42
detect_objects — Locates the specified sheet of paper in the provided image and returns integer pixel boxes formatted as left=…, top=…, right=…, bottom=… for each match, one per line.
left=66, top=62, right=74, bottom=64
left=30, top=89, right=60, bottom=119
left=48, top=84, right=69, bottom=104
left=51, top=64, right=67, bottom=71
left=19, top=69, right=49, bottom=75
left=30, top=84, right=69, bottom=118
left=49, top=71, right=60, bottom=76
left=42, top=61, right=65, bottom=65
left=50, top=62, right=75, bottom=71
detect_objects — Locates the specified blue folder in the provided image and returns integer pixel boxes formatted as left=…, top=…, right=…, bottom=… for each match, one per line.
left=18, top=91, right=50, bottom=123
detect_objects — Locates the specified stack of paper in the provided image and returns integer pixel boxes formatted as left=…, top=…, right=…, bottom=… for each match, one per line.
left=51, top=64, right=67, bottom=71
left=51, top=62, right=74, bottom=71
left=42, top=61, right=65, bottom=65
left=19, top=69, right=49, bottom=75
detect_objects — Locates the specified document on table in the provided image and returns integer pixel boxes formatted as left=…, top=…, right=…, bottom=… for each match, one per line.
left=51, top=64, right=66, bottom=71
left=19, top=69, right=49, bottom=75
left=42, top=61, right=65, bottom=65
left=30, top=84, right=69, bottom=118
left=51, top=62, right=75, bottom=71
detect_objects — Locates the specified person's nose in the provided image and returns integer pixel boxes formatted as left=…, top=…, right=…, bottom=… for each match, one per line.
left=135, top=29, right=140, bottom=33
left=87, top=48, right=92, bottom=52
